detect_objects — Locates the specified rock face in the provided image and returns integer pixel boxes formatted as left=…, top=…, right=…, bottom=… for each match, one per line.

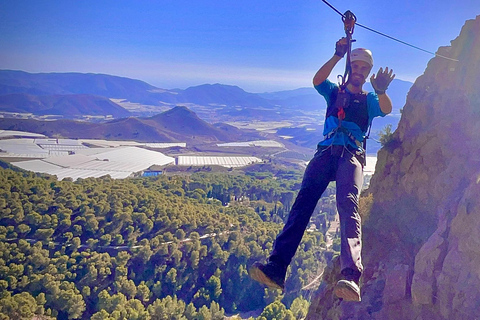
left=307, top=15, right=480, bottom=319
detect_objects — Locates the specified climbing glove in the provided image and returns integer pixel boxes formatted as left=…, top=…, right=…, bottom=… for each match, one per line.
left=370, top=67, right=395, bottom=94
left=335, top=38, right=348, bottom=58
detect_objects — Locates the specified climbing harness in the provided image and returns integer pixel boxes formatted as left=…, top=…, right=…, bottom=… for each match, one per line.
left=319, top=1, right=459, bottom=158
left=325, top=8, right=371, bottom=165
left=318, top=0, right=458, bottom=162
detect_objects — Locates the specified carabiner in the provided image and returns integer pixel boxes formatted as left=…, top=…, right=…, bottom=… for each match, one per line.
left=342, top=10, right=356, bottom=35
left=339, top=10, right=357, bottom=90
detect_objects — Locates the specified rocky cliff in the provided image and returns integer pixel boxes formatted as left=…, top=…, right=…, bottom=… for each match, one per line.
left=307, top=15, right=480, bottom=319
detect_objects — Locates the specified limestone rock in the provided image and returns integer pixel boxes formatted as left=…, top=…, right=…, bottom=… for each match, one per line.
left=383, top=264, right=409, bottom=304
left=307, top=15, right=480, bottom=320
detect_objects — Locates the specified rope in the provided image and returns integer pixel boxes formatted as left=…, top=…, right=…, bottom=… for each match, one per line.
left=320, top=0, right=459, bottom=62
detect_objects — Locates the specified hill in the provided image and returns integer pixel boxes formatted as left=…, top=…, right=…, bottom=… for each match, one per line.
left=0, top=93, right=130, bottom=118
left=0, top=106, right=260, bottom=143
left=0, top=70, right=176, bottom=105
left=142, top=106, right=255, bottom=142
left=180, top=83, right=274, bottom=108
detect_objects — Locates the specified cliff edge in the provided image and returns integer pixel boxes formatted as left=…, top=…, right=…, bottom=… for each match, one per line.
left=307, top=15, right=480, bottom=320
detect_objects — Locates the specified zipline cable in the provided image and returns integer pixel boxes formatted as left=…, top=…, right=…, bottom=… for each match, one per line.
left=355, top=22, right=459, bottom=61
left=320, top=0, right=459, bottom=62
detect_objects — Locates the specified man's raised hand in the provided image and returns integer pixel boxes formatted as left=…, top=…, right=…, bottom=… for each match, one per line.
left=370, top=67, right=395, bottom=94
left=335, top=37, right=348, bottom=58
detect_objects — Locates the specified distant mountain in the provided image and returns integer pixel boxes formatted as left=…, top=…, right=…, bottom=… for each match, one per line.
left=180, top=84, right=274, bottom=108
left=144, top=106, right=248, bottom=141
left=0, top=70, right=176, bottom=105
left=0, top=70, right=412, bottom=121
left=0, top=106, right=260, bottom=143
left=0, top=70, right=274, bottom=109
left=257, top=87, right=324, bottom=112
left=0, top=93, right=130, bottom=118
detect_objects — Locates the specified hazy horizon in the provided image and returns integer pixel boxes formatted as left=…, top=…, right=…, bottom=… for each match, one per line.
left=1, top=1, right=479, bottom=92
left=0, top=68, right=413, bottom=95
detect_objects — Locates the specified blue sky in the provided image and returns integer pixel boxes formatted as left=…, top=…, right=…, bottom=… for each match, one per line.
left=1, top=1, right=479, bottom=92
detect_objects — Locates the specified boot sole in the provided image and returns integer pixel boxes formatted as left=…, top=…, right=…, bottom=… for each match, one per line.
left=334, top=280, right=361, bottom=302
left=249, top=265, right=284, bottom=290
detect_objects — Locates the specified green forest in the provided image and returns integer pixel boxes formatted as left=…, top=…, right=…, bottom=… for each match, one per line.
left=0, top=162, right=338, bottom=320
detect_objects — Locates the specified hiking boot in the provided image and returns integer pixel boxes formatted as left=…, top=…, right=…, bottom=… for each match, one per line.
left=334, top=279, right=361, bottom=302
left=249, top=261, right=286, bottom=290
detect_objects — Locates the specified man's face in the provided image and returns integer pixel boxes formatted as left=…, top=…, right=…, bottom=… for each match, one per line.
left=350, top=60, right=372, bottom=87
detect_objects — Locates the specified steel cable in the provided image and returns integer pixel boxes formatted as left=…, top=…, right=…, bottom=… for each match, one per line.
left=320, top=0, right=459, bottom=62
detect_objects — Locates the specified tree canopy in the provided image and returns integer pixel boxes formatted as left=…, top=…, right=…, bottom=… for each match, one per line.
left=0, top=165, right=336, bottom=319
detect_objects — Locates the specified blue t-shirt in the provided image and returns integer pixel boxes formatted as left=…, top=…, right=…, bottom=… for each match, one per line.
left=315, top=79, right=386, bottom=150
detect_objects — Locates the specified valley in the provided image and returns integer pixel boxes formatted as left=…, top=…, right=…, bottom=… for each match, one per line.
left=0, top=70, right=409, bottom=319
left=0, top=70, right=408, bottom=182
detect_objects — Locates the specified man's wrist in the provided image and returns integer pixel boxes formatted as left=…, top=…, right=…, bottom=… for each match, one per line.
left=375, top=90, right=386, bottom=95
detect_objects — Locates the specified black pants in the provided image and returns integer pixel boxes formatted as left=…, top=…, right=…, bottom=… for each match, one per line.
left=270, top=145, right=364, bottom=276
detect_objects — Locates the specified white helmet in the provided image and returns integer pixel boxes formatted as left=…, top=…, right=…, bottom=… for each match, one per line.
left=351, top=48, right=373, bottom=67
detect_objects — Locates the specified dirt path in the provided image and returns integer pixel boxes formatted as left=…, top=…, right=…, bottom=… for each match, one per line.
left=325, top=216, right=339, bottom=249
left=300, top=216, right=340, bottom=292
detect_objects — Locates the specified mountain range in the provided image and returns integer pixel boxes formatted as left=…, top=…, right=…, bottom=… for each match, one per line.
left=0, top=93, right=130, bottom=118
left=0, top=69, right=411, bottom=118
left=0, top=70, right=277, bottom=116
left=0, top=69, right=412, bottom=151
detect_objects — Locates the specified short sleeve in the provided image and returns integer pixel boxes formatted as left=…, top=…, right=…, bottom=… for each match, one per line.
left=367, top=92, right=386, bottom=122
left=315, top=79, right=338, bottom=107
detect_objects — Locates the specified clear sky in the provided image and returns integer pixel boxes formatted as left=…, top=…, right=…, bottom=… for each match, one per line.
left=1, top=1, right=479, bottom=92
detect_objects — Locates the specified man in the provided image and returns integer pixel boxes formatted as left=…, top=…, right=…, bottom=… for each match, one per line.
left=249, top=37, right=395, bottom=302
